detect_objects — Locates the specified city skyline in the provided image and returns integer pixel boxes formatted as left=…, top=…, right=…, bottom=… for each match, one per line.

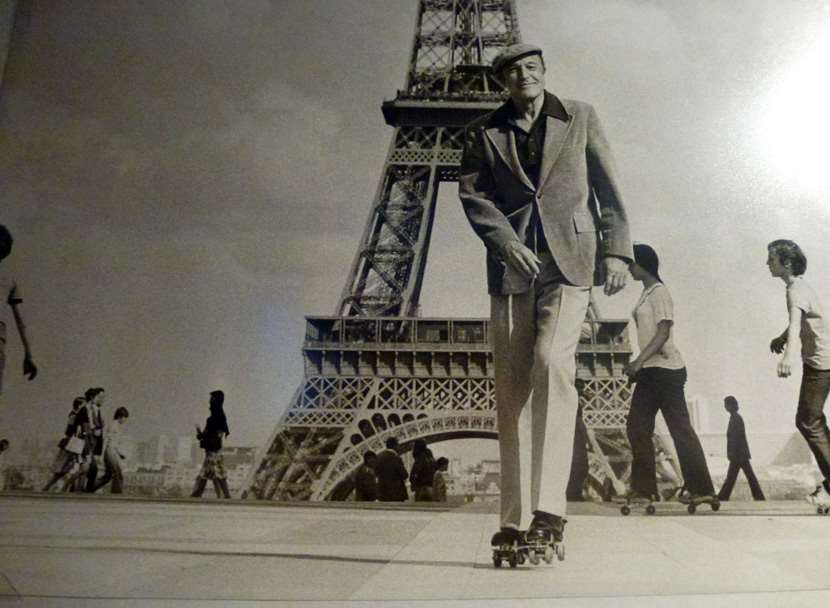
left=2, top=1, right=830, bottom=452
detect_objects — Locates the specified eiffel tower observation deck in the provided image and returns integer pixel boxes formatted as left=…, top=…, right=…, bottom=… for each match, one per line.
left=248, top=0, right=638, bottom=502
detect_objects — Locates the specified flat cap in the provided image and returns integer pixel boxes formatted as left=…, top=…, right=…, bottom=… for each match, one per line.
left=491, top=43, right=543, bottom=76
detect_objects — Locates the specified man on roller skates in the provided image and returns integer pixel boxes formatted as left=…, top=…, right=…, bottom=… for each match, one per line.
left=459, top=43, right=632, bottom=564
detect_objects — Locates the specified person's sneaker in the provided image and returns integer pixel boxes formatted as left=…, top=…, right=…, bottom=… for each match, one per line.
left=491, top=526, right=524, bottom=547
left=527, top=510, right=566, bottom=543
left=806, top=484, right=830, bottom=506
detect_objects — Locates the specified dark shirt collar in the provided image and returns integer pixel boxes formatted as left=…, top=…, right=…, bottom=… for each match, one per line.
left=488, top=91, right=569, bottom=127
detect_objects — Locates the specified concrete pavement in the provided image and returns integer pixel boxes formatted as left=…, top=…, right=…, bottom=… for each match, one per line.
left=1, top=494, right=830, bottom=607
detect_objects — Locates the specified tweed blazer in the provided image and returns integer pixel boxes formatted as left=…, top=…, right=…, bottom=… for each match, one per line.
left=459, top=92, right=633, bottom=294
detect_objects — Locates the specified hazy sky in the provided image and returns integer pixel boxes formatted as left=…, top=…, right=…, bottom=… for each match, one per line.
left=2, top=0, right=830, bottom=451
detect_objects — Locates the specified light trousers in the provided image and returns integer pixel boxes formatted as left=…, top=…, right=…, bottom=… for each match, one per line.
left=491, top=260, right=590, bottom=529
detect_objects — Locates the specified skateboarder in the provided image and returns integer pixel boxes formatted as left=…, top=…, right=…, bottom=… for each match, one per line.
left=623, top=244, right=717, bottom=511
left=717, top=396, right=765, bottom=501
left=767, top=240, right=830, bottom=508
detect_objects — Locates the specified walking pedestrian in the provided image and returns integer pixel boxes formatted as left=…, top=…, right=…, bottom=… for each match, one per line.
left=766, top=240, right=830, bottom=507
left=42, top=396, right=86, bottom=492
left=717, top=396, right=765, bottom=501
left=623, top=243, right=717, bottom=508
left=374, top=437, right=408, bottom=501
left=191, top=390, right=231, bottom=499
left=92, top=407, right=130, bottom=494
left=82, top=387, right=106, bottom=492
left=354, top=450, right=378, bottom=502
left=432, top=457, right=449, bottom=503
left=0, top=225, right=37, bottom=400
left=409, top=439, right=435, bottom=501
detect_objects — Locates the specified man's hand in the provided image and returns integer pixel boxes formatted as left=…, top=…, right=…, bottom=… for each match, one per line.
left=502, top=241, right=541, bottom=280
left=770, top=336, right=786, bottom=354
left=603, top=257, right=628, bottom=296
left=777, top=354, right=794, bottom=378
left=23, top=355, right=37, bottom=381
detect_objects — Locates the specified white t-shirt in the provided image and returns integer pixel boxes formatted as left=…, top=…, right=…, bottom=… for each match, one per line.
left=787, top=277, right=830, bottom=370
left=632, top=282, right=684, bottom=370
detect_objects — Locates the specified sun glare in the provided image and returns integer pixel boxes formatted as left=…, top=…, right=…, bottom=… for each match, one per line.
left=758, top=28, right=830, bottom=194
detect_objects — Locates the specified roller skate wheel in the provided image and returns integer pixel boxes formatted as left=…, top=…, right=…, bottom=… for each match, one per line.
left=493, top=555, right=501, bottom=568
left=687, top=504, right=696, bottom=514
left=543, top=546, right=554, bottom=564
left=620, top=505, right=631, bottom=516
left=646, top=505, right=656, bottom=515
left=711, top=501, right=720, bottom=512
left=517, top=552, right=526, bottom=565
left=556, top=543, right=565, bottom=561
left=529, top=551, right=540, bottom=565
left=508, top=555, right=518, bottom=568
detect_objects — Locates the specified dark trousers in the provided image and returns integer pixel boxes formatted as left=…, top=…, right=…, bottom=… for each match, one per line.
left=797, top=365, right=830, bottom=482
left=84, top=457, right=99, bottom=492
left=626, top=367, right=714, bottom=497
left=718, top=460, right=765, bottom=500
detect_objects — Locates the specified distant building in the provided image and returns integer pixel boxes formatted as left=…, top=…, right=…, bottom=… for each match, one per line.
left=686, top=396, right=710, bottom=434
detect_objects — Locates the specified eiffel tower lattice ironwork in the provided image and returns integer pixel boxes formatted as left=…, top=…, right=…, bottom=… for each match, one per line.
left=247, top=0, right=644, bottom=502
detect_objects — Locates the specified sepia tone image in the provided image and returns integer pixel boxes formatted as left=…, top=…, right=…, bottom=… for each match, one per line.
left=2, top=0, right=830, bottom=606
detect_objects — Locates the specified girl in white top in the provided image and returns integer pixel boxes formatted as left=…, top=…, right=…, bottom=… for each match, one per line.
left=622, top=244, right=715, bottom=505
left=767, top=239, right=830, bottom=506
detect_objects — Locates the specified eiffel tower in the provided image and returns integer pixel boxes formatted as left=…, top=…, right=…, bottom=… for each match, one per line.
left=248, top=0, right=640, bottom=502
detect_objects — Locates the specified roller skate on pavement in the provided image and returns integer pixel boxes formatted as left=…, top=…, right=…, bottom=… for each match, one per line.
left=615, top=490, right=657, bottom=516
left=806, top=483, right=830, bottom=515
left=524, top=510, right=565, bottom=564
left=490, top=527, right=527, bottom=568
left=678, top=493, right=720, bottom=514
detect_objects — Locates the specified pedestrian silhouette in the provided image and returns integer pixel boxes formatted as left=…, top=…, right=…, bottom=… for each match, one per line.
left=374, top=437, right=408, bottom=501
left=717, top=396, right=765, bottom=501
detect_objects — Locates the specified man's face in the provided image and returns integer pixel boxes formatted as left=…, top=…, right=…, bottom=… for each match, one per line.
left=503, top=54, right=545, bottom=103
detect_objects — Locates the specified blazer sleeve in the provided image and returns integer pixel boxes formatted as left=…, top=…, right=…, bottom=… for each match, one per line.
left=458, top=124, right=520, bottom=259
left=585, top=105, right=633, bottom=262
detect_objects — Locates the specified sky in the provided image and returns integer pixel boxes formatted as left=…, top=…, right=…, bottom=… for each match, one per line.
left=2, top=0, right=830, bottom=455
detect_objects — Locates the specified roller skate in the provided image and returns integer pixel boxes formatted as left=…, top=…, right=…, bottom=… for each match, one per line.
left=524, top=510, right=565, bottom=564
left=616, top=490, right=657, bottom=516
left=806, top=483, right=830, bottom=515
left=490, top=527, right=527, bottom=568
left=678, top=493, right=720, bottom=514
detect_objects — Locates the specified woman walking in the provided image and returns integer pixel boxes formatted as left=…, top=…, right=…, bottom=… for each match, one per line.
left=192, top=390, right=231, bottom=499
left=623, top=244, right=716, bottom=509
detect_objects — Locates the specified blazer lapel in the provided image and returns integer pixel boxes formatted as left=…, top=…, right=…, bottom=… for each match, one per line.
left=484, top=126, right=536, bottom=192
left=538, top=113, right=572, bottom=189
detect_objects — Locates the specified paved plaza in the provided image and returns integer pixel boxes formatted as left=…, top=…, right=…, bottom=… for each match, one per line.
left=1, top=494, right=830, bottom=607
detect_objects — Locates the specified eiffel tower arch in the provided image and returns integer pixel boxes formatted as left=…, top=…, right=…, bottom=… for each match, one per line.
left=248, top=0, right=640, bottom=502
